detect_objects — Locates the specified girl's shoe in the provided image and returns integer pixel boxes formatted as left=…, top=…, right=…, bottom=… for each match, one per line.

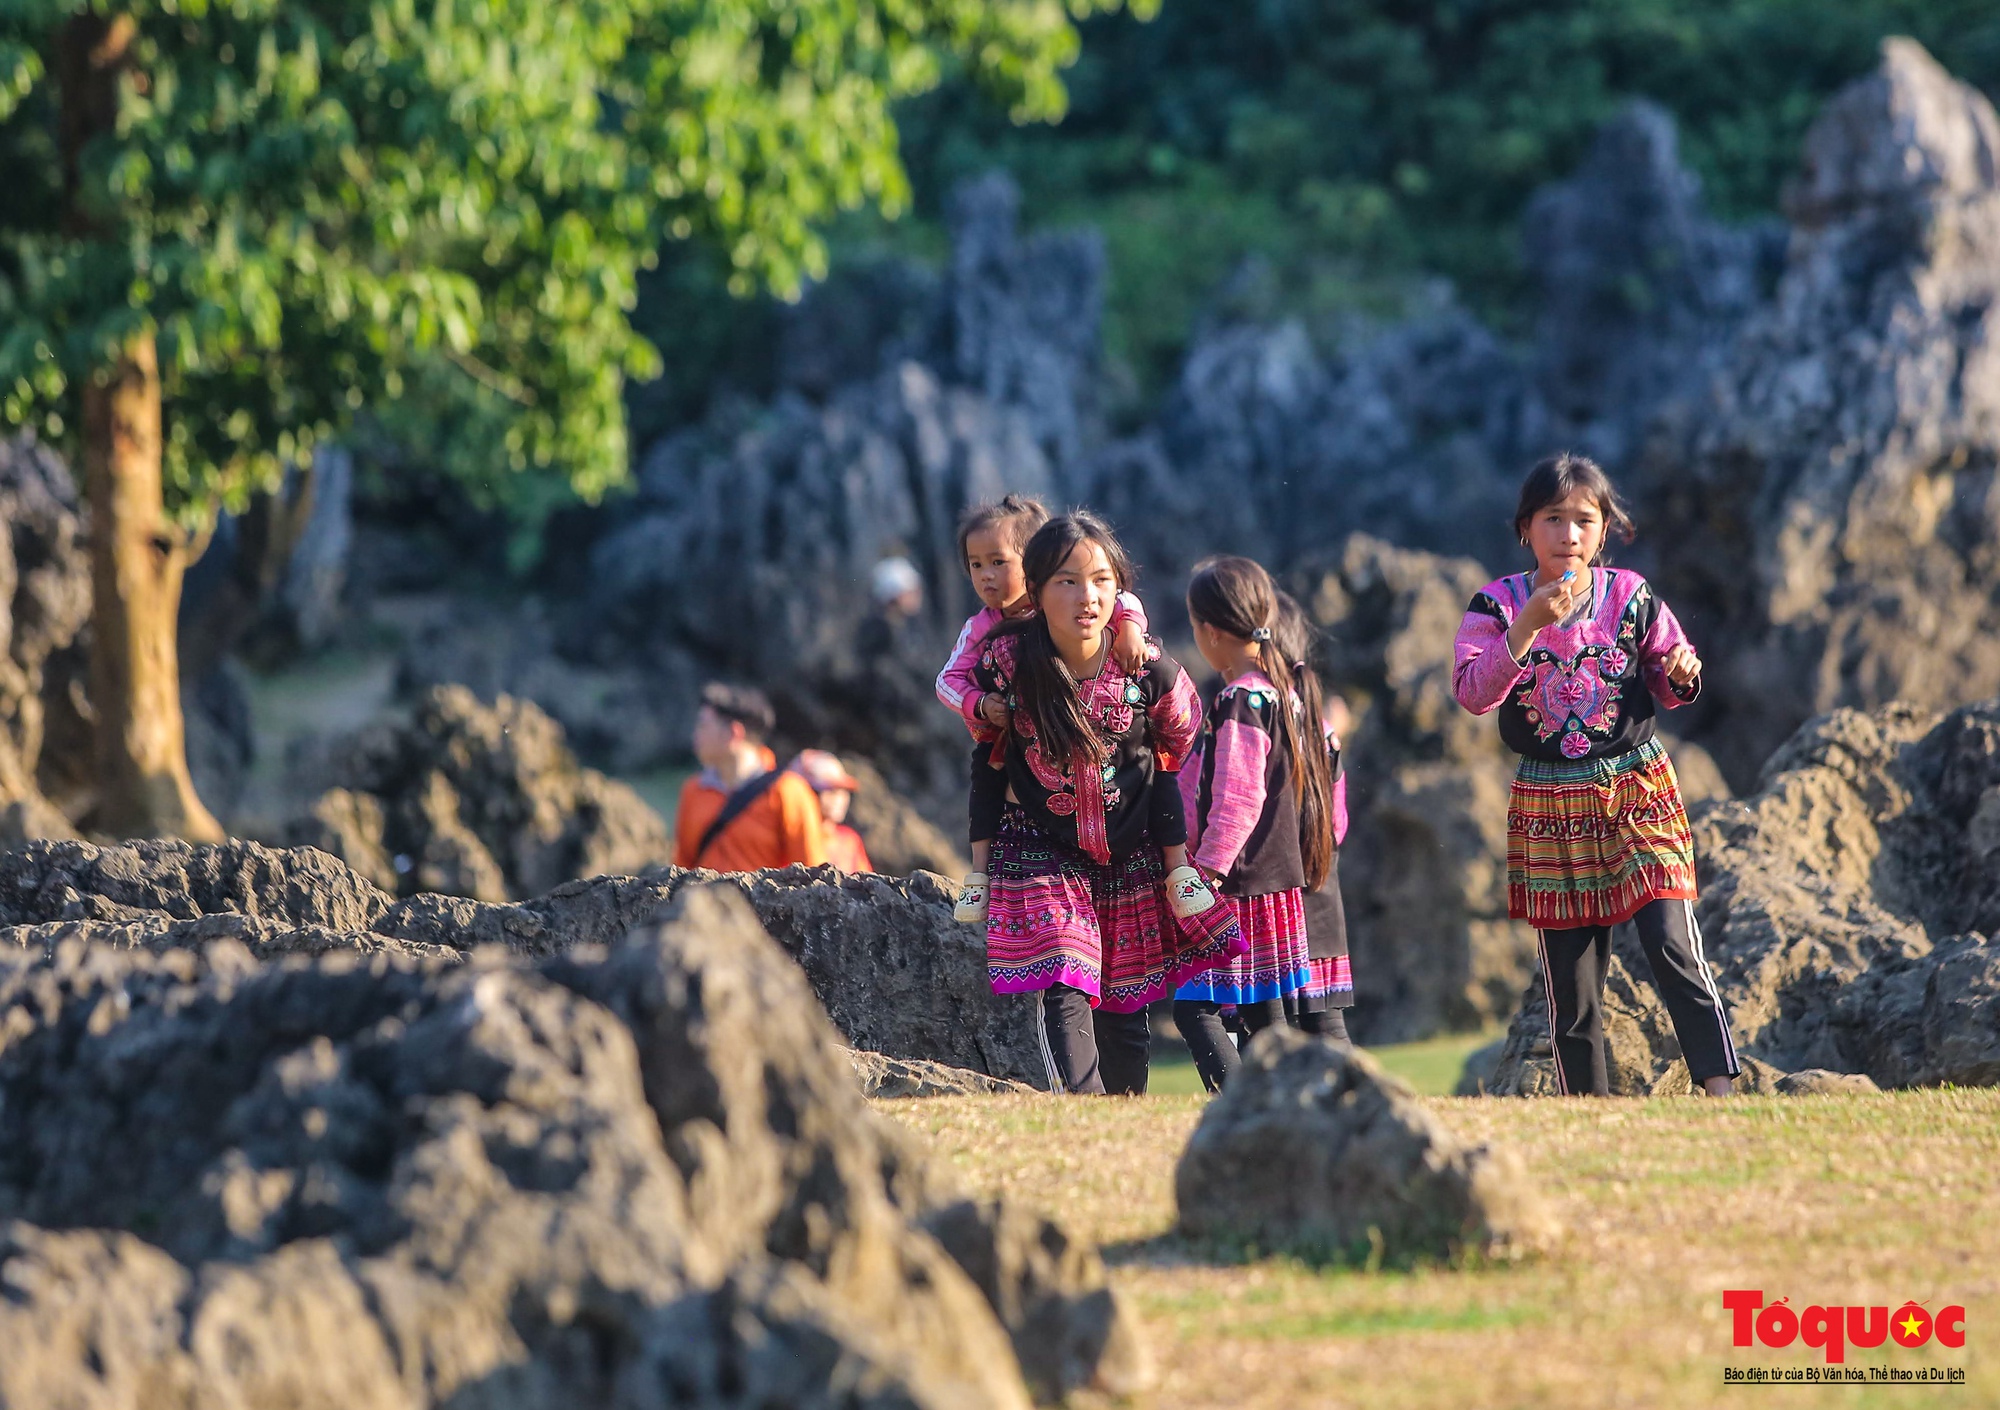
left=954, top=873, right=989, bottom=924
left=1165, top=865, right=1218, bottom=919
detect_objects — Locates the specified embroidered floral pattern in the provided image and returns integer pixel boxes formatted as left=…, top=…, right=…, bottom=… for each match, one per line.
left=979, top=632, right=1170, bottom=862
left=1509, top=569, right=1651, bottom=748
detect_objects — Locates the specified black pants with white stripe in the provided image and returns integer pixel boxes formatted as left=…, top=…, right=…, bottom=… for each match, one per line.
left=1039, top=984, right=1151, bottom=1095
left=1538, top=898, right=1739, bottom=1095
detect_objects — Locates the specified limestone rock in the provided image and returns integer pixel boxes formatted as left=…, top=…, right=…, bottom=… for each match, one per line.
left=1294, top=534, right=1534, bottom=1042
left=850, top=1050, right=1038, bottom=1099
left=1648, top=40, right=2000, bottom=785
left=918, top=1197, right=1153, bottom=1403
left=0, top=837, right=1048, bottom=1087
left=287, top=685, right=670, bottom=900
left=1524, top=101, right=1780, bottom=475
left=0, top=884, right=1131, bottom=1408
left=1176, top=1029, right=1558, bottom=1262
left=1776, top=1069, right=1884, bottom=1096
left=0, top=433, right=90, bottom=841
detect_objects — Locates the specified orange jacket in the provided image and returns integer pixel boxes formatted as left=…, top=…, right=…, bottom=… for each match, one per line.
left=673, top=764, right=828, bottom=872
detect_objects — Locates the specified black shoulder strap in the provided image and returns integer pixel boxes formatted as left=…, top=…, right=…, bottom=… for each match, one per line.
left=695, top=769, right=785, bottom=864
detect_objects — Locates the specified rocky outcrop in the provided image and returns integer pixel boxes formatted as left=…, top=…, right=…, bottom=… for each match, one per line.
left=1524, top=101, right=1781, bottom=476
left=849, top=1050, right=1039, bottom=1099
left=0, top=883, right=1142, bottom=1407
left=286, top=685, right=671, bottom=901
left=1097, top=99, right=1771, bottom=583
left=1176, top=1029, right=1557, bottom=1262
left=1295, top=535, right=1533, bottom=1043
left=0, top=434, right=90, bottom=840
left=0, top=837, right=1049, bottom=1087
left=1647, top=39, right=2000, bottom=786
left=1484, top=699, right=2000, bottom=1094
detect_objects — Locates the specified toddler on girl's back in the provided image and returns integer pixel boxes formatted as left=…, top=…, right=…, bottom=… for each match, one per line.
left=936, top=494, right=1214, bottom=923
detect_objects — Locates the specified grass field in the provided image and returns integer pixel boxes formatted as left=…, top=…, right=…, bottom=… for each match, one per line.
left=880, top=1088, right=1999, bottom=1410
left=1150, top=1026, right=1503, bottom=1097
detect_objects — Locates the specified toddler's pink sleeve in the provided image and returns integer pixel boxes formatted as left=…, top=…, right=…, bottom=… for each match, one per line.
left=1331, top=769, right=1349, bottom=848
left=936, top=615, right=990, bottom=733
left=1111, top=590, right=1149, bottom=638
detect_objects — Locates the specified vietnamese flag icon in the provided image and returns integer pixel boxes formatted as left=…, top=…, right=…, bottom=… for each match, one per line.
left=1893, top=1305, right=1933, bottom=1347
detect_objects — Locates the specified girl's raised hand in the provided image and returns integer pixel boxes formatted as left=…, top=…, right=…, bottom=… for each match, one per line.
left=1517, top=570, right=1588, bottom=632
left=1664, top=643, right=1702, bottom=689
left=980, top=693, right=1013, bottom=729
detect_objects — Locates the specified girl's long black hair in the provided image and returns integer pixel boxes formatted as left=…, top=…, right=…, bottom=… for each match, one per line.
left=1187, top=557, right=1335, bottom=891
left=994, top=511, right=1135, bottom=768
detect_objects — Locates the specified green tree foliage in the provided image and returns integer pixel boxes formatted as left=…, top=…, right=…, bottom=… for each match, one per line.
left=0, top=0, right=1152, bottom=523
left=890, top=0, right=2000, bottom=395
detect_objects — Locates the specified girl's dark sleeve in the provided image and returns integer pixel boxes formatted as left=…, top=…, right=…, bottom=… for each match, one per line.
left=969, top=740, right=1006, bottom=845
left=1147, top=769, right=1188, bottom=848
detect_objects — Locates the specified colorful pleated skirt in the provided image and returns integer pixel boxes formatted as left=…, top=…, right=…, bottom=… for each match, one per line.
left=1507, top=736, right=1697, bottom=929
left=1174, top=888, right=1312, bottom=1006
left=986, top=807, right=1245, bottom=1013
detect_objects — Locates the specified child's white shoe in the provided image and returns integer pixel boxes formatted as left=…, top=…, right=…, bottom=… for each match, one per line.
left=1165, top=865, right=1218, bottom=919
left=954, top=873, right=990, bottom=924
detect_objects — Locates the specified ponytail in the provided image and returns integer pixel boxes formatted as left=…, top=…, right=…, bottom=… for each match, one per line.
left=1188, top=560, right=1336, bottom=891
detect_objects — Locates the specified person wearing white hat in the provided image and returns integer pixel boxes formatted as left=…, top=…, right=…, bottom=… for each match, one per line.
left=869, top=556, right=924, bottom=620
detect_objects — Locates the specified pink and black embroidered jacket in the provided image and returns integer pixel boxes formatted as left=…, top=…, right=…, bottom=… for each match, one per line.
left=1452, top=567, right=1699, bottom=763
left=1178, top=672, right=1349, bottom=896
left=972, top=633, right=1200, bottom=863
left=936, top=590, right=1147, bottom=730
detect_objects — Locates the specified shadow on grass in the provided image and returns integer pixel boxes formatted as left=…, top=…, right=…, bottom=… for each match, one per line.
left=1102, top=1227, right=1541, bottom=1277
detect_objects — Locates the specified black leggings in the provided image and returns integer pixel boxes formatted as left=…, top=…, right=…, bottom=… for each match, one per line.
left=1174, top=999, right=1352, bottom=1093
left=1040, top=984, right=1151, bottom=1095
left=1538, top=897, right=1740, bottom=1095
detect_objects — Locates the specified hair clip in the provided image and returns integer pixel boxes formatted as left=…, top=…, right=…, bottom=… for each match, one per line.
left=1250, top=627, right=1272, bottom=644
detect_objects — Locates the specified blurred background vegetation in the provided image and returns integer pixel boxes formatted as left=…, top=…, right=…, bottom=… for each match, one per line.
left=640, top=0, right=2000, bottom=441
left=155, top=0, right=2000, bottom=576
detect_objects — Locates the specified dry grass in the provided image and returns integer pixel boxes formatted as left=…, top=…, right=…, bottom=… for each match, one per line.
left=879, top=1089, right=2000, bottom=1410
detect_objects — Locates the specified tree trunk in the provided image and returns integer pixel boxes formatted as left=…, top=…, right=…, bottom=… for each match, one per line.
left=61, top=11, right=222, bottom=841
left=81, top=334, right=223, bottom=842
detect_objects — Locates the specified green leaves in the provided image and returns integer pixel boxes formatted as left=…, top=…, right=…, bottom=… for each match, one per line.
left=0, top=0, right=1129, bottom=520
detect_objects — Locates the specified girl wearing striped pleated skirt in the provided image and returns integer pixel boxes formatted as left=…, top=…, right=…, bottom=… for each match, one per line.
left=1452, top=454, right=1740, bottom=1097
left=1170, top=558, right=1345, bottom=1092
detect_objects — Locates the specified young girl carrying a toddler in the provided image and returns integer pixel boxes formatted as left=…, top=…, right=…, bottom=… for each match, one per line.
left=938, top=494, right=1212, bottom=925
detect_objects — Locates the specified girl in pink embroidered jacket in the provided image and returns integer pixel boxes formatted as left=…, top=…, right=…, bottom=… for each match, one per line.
left=973, top=512, right=1244, bottom=1096
left=1451, top=454, right=1739, bottom=1100
left=1455, top=563, right=1699, bottom=762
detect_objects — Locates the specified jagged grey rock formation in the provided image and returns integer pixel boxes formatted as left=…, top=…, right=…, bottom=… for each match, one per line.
left=1525, top=101, right=1782, bottom=474
left=0, top=883, right=1142, bottom=1407
left=1176, top=1029, right=1557, bottom=1262
left=848, top=1050, right=1038, bottom=1099
left=0, top=836, right=1049, bottom=1087
left=0, top=434, right=90, bottom=840
left=1647, top=39, right=2000, bottom=786
left=285, top=684, right=670, bottom=902
left=1484, top=699, right=2000, bottom=1094
left=1294, top=534, right=1533, bottom=1043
